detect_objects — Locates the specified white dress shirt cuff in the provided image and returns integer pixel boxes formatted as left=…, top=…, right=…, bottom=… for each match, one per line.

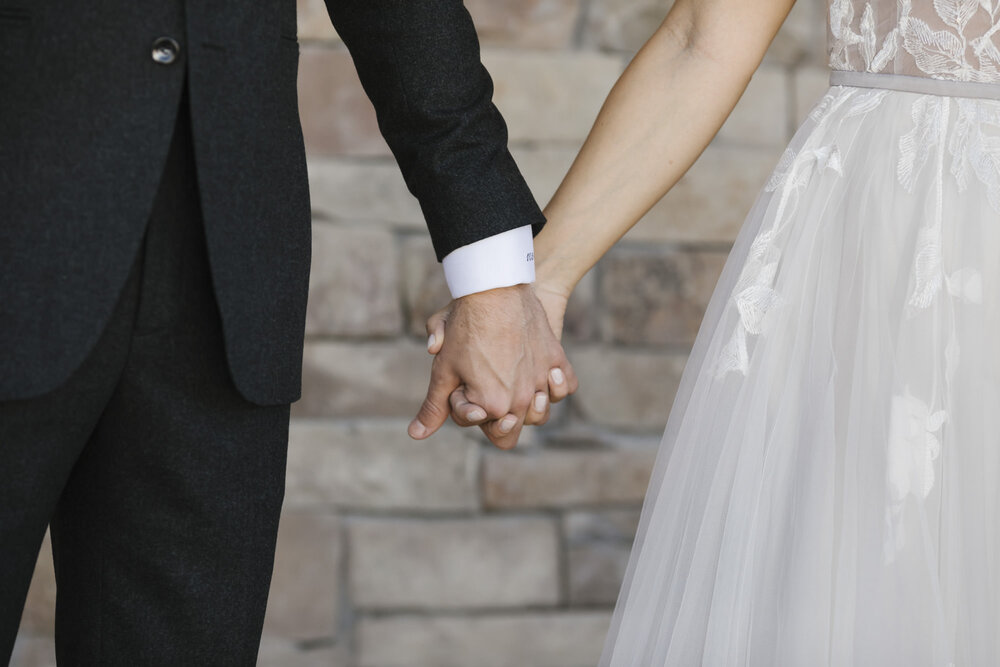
left=442, top=225, right=536, bottom=299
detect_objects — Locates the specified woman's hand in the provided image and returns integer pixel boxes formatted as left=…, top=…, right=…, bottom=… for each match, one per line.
left=426, top=281, right=576, bottom=432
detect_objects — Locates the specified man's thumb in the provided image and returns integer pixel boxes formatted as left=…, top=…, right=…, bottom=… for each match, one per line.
left=408, top=370, right=455, bottom=440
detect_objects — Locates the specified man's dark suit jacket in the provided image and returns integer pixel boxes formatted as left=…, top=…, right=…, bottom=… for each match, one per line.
left=0, top=0, right=544, bottom=405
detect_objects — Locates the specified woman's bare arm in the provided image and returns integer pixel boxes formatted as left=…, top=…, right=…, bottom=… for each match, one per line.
left=534, top=0, right=797, bottom=307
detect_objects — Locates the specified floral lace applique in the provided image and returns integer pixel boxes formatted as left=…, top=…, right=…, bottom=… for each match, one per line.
left=883, top=386, right=948, bottom=564
left=830, top=0, right=1000, bottom=82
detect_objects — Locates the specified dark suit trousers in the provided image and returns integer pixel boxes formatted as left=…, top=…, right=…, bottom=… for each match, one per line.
left=0, top=95, right=290, bottom=665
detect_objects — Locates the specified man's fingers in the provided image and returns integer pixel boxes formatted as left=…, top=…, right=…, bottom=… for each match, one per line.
left=425, top=308, right=449, bottom=355
left=448, top=387, right=489, bottom=427
left=481, top=412, right=524, bottom=450
left=524, top=390, right=551, bottom=426
left=409, top=362, right=459, bottom=440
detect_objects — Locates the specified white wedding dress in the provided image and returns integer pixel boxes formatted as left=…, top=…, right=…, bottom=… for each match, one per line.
left=600, top=2, right=1000, bottom=665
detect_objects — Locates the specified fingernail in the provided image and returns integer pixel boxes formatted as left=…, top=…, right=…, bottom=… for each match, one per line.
left=408, top=419, right=428, bottom=438
left=466, top=408, right=487, bottom=422
left=499, top=415, right=517, bottom=434
left=534, top=393, right=548, bottom=412
left=550, top=368, right=565, bottom=385
left=427, top=334, right=436, bottom=351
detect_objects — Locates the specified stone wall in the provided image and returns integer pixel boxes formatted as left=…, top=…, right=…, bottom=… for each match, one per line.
left=12, top=0, right=831, bottom=665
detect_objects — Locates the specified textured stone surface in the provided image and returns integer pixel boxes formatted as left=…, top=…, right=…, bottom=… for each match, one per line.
left=718, top=65, right=790, bottom=147
left=349, top=518, right=560, bottom=609
left=285, top=420, right=480, bottom=511
left=626, top=144, right=782, bottom=243
left=258, top=637, right=349, bottom=667
left=400, top=236, right=452, bottom=338
left=297, top=47, right=389, bottom=157
left=263, top=512, right=342, bottom=640
left=9, top=636, right=56, bottom=667
left=582, top=0, right=673, bottom=52
left=569, top=346, right=688, bottom=430
left=357, top=612, right=612, bottom=667
left=307, top=158, right=424, bottom=227
left=795, top=65, right=833, bottom=125
left=600, top=247, right=727, bottom=345
left=564, top=510, right=642, bottom=605
left=295, top=341, right=431, bottom=418
left=484, top=49, right=624, bottom=143
left=764, top=0, right=829, bottom=66
left=18, top=531, right=54, bottom=636
left=482, top=445, right=655, bottom=509
left=305, top=223, right=402, bottom=337
left=467, top=0, right=582, bottom=49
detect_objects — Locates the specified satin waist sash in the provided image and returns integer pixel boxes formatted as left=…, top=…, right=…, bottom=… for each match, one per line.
left=830, top=70, right=1000, bottom=100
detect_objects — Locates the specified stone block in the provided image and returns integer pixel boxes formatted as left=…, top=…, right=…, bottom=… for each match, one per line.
left=9, top=636, right=56, bottom=667
left=569, top=346, right=688, bottom=430
left=508, top=146, right=578, bottom=208
left=795, top=65, right=833, bottom=126
left=599, top=247, right=727, bottom=345
left=263, top=511, right=342, bottom=640
left=626, top=144, right=781, bottom=244
left=298, top=46, right=390, bottom=157
left=483, top=49, right=624, bottom=144
left=400, top=236, right=451, bottom=338
left=348, top=518, right=560, bottom=609
left=357, top=612, right=612, bottom=667
left=582, top=0, right=673, bottom=52
left=564, top=510, right=642, bottom=605
left=258, top=636, right=350, bottom=667
left=567, top=541, right=631, bottom=605
left=296, top=0, right=340, bottom=42
left=18, top=531, right=54, bottom=636
left=467, top=0, right=582, bottom=49
left=564, top=509, right=641, bottom=543
left=764, top=0, right=828, bottom=66
left=482, top=445, right=655, bottom=509
left=307, top=158, right=424, bottom=227
left=285, top=420, right=480, bottom=511
left=305, top=223, right=402, bottom=337
left=718, top=65, right=789, bottom=147
left=295, top=341, right=432, bottom=418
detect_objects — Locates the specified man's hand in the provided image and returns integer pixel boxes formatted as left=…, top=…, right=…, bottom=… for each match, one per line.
left=408, top=284, right=577, bottom=449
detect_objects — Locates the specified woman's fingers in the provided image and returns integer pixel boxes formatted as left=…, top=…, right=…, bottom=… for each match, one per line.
left=425, top=305, right=450, bottom=355
left=448, top=386, right=489, bottom=427
left=524, top=390, right=551, bottom=426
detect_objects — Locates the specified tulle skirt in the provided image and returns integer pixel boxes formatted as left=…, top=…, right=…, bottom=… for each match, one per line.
left=601, top=83, right=1000, bottom=666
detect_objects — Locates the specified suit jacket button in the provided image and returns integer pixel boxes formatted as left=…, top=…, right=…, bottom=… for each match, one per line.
left=152, top=37, right=180, bottom=65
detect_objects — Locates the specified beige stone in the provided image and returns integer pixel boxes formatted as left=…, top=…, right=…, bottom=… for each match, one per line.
left=764, top=0, right=828, bottom=66
left=467, top=0, right=582, bottom=49
left=569, top=346, right=688, bottom=430
left=296, top=0, right=340, bottom=42
left=599, top=247, right=727, bottom=345
left=508, top=146, right=578, bottom=208
left=9, top=636, right=56, bottom=667
left=718, top=65, right=790, bottom=147
left=263, top=511, right=342, bottom=640
left=564, top=509, right=641, bottom=543
left=306, top=158, right=424, bottom=227
left=297, top=46, right=390, bottom=157
left=285, top=420, right=480, bottom=511
left=400, top=236, right=451, bottom=338
left=795, top=65, right=833, bottom=126
left=357, top=612, right=612, bottom=667
left=258, top=636, right=350, bottom=667
left=582, top=0, right=674, bottom=52
left=483, top=49, right=624, bottom=144
left=626, top=144, right=782, bottom=244
left=305, top=223, right=402, bottom=337
left=567, top=541, right=631, bottom=605
left=348, top=518, right=560, bottom=609
left=294, top=341, right=432, bottom=418
left=482, top=445, right=655, bottom=509
left=18, top=531, right=54, bottom=636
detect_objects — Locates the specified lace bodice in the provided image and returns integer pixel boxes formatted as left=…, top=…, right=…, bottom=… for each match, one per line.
left=829, top=0, right=1000, bottom=83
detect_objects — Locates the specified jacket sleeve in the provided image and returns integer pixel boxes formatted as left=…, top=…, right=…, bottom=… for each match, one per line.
left=323, top=0, right=545, bottom=261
